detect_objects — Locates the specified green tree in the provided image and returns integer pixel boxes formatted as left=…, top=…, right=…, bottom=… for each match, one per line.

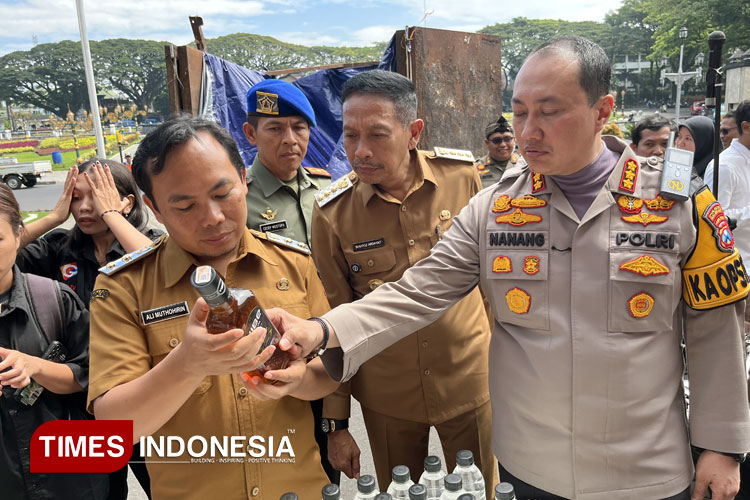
left=0, top=41, right=88, bottom=118
left=92, top=39, right=169, bottom=114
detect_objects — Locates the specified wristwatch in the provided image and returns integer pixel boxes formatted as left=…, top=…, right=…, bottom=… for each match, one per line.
left=320, top=418, right=349, bottom=434
left=716, top=451, right=748, bottom=463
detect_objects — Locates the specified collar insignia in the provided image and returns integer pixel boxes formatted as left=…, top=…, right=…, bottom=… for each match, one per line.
left=531, top=172, right=546, bottom=193
left=619, top=158, right=639, bottom=193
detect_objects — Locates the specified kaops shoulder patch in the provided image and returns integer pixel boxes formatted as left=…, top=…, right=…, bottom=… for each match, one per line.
left=682, top=186, right=750, bottom=310
left=99, top=238, right=163, bottom=276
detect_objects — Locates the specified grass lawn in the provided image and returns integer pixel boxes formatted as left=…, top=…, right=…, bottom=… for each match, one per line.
left=21, top=210, right=51, bottom=223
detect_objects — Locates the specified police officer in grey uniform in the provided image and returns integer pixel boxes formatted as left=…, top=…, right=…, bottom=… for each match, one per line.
left=243, top=79, right=332, bottom=247
left=269, top=36, right=750, bottom=500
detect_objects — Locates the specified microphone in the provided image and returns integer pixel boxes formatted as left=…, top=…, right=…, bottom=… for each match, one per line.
left=705, top=31, right=725, bottom=108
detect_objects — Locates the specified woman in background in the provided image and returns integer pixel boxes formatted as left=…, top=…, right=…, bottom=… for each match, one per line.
left=674, top=115, right=715, bottom=178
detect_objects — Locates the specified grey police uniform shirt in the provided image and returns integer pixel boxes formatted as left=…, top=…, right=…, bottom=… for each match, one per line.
left=320, top=136, right=750, bottom=500
left=245, top=156, right=331, bottom=246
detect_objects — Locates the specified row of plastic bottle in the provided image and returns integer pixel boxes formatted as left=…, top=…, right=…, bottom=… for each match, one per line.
left=278, top=450, right=517, bottom=500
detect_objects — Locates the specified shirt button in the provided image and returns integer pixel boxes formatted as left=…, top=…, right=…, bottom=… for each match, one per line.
left=422, top=341, right=428, bottom=348
left=251, top=486, right=260, bottom=497
left=424, top=369, right=430, bottom=375
left=168, top=338, right=179, bottom=348
left=401, top=205, right=407, bottom=212
left=367, top=259, right=375, bottom=267
left=238, top=386, right=248, bottom=397
left=408, top=239, right=415, bottom=246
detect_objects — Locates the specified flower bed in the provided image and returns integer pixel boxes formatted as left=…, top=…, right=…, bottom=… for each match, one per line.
left=0, top=139, right=40, bottom=150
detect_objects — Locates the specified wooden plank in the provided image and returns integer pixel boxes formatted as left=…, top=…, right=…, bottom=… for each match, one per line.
left=177, top=45, right=205, bottom=115
left=164, top=44, right=181, bottom=115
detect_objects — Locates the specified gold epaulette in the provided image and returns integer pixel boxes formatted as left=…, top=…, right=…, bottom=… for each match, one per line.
left=99, top=236, right=165, bottom=276
left=315, top=172, right=356, bottom=207
left=251, top=229, right=311, bottom=255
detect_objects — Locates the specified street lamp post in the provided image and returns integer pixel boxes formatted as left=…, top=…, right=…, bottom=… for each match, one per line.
left=662, top=27, right=702, bottom=122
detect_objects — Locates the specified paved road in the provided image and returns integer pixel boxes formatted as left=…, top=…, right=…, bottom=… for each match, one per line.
left=15, top=183, right=62, bottom=212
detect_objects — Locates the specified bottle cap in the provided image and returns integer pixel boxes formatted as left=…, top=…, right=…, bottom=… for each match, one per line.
left=322, top=483, right=340, bottom=500
left=456, top=449, right=475, bottom=466
left=392, top=465, right=410, bottom=483
left=375, top=494, right=392, bottom=500
left=190, top=266, right=230, bottom=307
left=279, top=493, right=298, bottom=500
left=458, top=495, right=476, bottom=500
left=358, top=475, right=377, bottom=493
left=424, top=455, right=442, bottom=473
left=444, top=474, right=462, bottom=492
left=495, top=482, right=515, bottom=500
left=408, top=484, right=427, bottom=500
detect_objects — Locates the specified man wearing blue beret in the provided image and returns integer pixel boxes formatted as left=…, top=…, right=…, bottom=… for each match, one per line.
left=243, top=79, right=332, bottom=248
left=242, top=79, right=338, bottom=485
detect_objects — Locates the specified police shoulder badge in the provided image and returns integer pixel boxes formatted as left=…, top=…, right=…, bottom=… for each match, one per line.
left=617, top=195, right=643, bottom=215
left=256, top=91, right=279, bottom=115
left=628, top=292, right=655, bottom=318
left=492, top=195, right=512, bottom=213
left=619, top=158, right=639, bottom=193
left=619, top=255, right=669, bottom=277
left=496, top=208, right=542, bottom=226
left=621, top=212, right=668, bottom=226
left=682, top=186, right=750, bottom=310
left=506, top=287, right=531, bottom=314
left=492, top=256, right=512, bottom=273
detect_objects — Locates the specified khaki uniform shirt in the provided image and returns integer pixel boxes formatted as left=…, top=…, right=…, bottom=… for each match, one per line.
left=87, top=228, right=330, bottom=500
left=312, top=150, right=491, bottom=423
left=245, top=156, right=332, bottom=245
left=475, top=152, right=524, bottom=189
left=321, top=137, right=750, bottom=499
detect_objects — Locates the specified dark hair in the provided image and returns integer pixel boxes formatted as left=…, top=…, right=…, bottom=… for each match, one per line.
left=67, top=158, right=148, bottom=249
left=735, top=101, right=750, bottom=137
left=0, top=183, right=23, bottom=235
left=723, top=111, right=735, bottom=121
left=341, top=70, right=417, bottom=128
left=528, top=36, right=611, bottom=106
left=132, top=115, right=245, bottom=208
left=631, top=114, right=675, bottom=146
left=245, top=114, right=260, bottom=129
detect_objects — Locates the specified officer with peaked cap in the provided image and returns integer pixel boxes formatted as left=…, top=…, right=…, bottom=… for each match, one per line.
left=243, top=79, right=332, bottom=248
left=474, top=115, right=524, bottom=189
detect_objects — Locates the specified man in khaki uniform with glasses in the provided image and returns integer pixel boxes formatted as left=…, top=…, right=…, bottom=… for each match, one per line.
left=311, top=69, right=494, bottom=495
left=475, top=116, right=524, bottom=189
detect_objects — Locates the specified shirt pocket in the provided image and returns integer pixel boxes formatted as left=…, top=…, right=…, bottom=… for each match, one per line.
left=145, top=320, right=212, bottom=394
left=486, top=249, right=549, bottom=330
left=608, top=249, right=678, bottom=333
left=342, top=246, right=398, bottom=296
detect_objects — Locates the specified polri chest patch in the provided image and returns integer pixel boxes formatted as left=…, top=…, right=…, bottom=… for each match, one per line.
left=141, top=301, right=190, bottom=326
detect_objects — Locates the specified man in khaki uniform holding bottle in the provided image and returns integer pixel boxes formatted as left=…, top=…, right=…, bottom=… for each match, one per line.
left=86, top=116, right=337, bottom=500
left=270, top=37, right=750, bottom=500
left=311, top=70, right=494, bottom=494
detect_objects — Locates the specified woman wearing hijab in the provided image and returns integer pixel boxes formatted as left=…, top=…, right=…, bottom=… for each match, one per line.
left=674, top=115, right=715, bottom=177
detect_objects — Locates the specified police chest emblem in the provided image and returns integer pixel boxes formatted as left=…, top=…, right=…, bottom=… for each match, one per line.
left=512, top=195, right=547, bottom=209
left=256, top=91, right=279, bottom=115
left=141, top=301, right=190, bottom=326
left=645, top=195, right=675, bottom=211
left=619, top=255, right=670, bottom=277
left=496, top=208, right=542, bottom=226
left=91, top=288, right=109, bottom=301
left=261, top=207, right=278, bottom=220
left=619, top=159, right=639, bottom=193
left=523, top=256, right=540, bottom=275
left=621, top=212, right=668, bottom=226
left=492, top=195, right=512, bottom=213
left=702, top=201, right=734, bottom=252
left=506, top=287, right=531, bottom=314
left=531, top=172, right=546, bottom=193
left=617, top=195, right=643, bottom=215
left=439, top=210, right=451, bottom=221
left=492, top=256, right=512, bottom=273
left=276, top=278, right=290, bottom=291
left=60, top=262, right=78, bottom=281
left=628, top=292, right=655, bottom=318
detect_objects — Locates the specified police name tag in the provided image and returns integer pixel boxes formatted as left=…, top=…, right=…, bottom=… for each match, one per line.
left=259, top=220, right=288, bottom=233
left=141, top=301, right=190, bottom=325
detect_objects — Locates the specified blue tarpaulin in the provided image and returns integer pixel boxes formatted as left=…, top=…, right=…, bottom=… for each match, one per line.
left=204, top=52, right=382, bottom=180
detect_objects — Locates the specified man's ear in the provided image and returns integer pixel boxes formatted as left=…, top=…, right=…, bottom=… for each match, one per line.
left=142, top=194, right=164, bottom=224
left=407, top=119, right=425, bottom=150
left=243, top=122, right=258, bottom=146
left=594, top=94, right=615, bottom=133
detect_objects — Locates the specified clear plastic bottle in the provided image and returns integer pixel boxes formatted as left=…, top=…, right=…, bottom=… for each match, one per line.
left=322, top=483, right=341, bottom=500
left=493, top=483, right=515, bottom=500
left=419, top=455, right=446, bottom=500
left=409, top=484, right=428, bottom=500
left=439, top=474, right=466, bottom=500
left=452, top=450, right=485, bottom=500
left=388, top=465, right=415, bottom=499
left=354, top=475, right=379, bottom=500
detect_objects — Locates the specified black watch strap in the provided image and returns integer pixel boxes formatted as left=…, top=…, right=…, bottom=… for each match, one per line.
left=307, top=317, right=330, bottom=359
left=715, top=451, right=748, bottom=463
left=321, top=418, right=349, bottom=434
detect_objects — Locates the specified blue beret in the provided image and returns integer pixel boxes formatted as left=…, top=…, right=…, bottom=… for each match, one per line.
left=246, top=79, right=316, bottom=127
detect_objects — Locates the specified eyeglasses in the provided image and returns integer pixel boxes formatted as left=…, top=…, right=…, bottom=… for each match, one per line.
left=489, top=136, right=514, bottom=145
left=720, top=128, right=733, bottom=135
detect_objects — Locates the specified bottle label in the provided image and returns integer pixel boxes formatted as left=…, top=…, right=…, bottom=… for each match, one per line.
left=246, top=306, right=278, bottom=352
left=201, top=280, right=226, bottom=303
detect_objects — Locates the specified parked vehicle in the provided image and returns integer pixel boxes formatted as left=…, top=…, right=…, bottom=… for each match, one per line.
left=691, top=100, right=707, bottom=116
left=0, top=157, right=52, bottom=189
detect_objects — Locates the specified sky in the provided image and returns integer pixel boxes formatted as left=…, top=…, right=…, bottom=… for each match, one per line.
left=0, top=0, right=622, bottom=56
